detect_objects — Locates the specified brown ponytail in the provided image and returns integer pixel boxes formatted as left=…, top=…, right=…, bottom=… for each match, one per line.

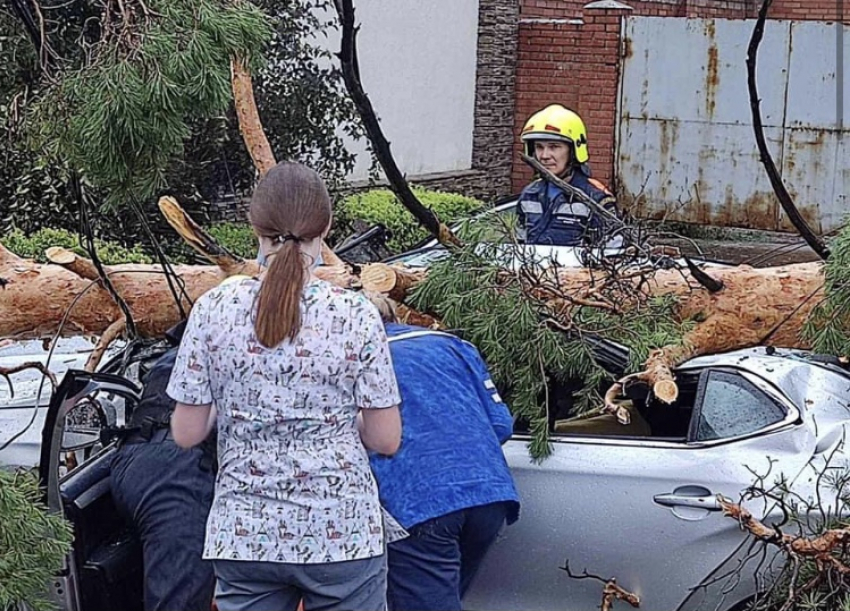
left=249, top=162, right=331, bottom=348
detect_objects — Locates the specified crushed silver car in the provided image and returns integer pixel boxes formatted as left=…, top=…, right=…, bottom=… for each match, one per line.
left=3, top=326, right=849, bottom=611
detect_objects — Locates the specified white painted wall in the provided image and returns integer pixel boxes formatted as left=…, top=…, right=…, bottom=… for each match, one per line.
left=617, top=16, right=850, bottom=233
left=315, top=1, right=480, bottom=181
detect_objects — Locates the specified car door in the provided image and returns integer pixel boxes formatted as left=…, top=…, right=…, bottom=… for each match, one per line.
left=38, top=370, right=144, bottom=611
left=462, top=366, right=816, bottom=611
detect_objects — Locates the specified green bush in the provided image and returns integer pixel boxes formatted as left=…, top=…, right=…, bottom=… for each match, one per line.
left=206, top=223, right=257, bottom=260
left=2, top=228, right=152, bottom=264
left=335, top=188, right=485, bottom=253
left=0, top=468, right=74, bottom=611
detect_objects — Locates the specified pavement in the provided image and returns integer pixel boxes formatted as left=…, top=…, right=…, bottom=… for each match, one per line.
left=664, top=230, right=822, bottom=267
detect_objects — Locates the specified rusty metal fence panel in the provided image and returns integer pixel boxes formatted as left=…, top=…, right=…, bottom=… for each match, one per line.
left=616, top=16, right=849, bottom=233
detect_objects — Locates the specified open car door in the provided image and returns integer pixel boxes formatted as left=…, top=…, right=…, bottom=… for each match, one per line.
left=38, top=370, right=144, bottom=611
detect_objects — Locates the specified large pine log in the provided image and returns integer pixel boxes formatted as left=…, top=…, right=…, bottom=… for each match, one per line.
left=361, top=260, right=827, bottom=405
left=0, top=193, right=828, bottom=413
left=0, top=242, right=825, bottom=351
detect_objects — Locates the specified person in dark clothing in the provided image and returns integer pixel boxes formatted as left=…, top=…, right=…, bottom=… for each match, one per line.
left=517, top=104, right=622, bottom=250
left=364, top=293, right=521, bottom=611
left=109, top=320, right=217, bottom=611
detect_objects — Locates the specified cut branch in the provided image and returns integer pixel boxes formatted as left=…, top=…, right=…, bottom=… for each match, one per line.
left=560, top=561, right=640, bottom=610
left=333, top=0, right=461, bottom=249
left=747, top=0, right=830, bottom=260
left=85, top=319, right=126, bottom=372
left=46, top=247, right=102, bottom=281
left=359, top=263, right=427, bottom=302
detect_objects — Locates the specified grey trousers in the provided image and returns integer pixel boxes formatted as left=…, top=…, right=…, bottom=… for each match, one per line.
left=212, top=553, right=388, bottom=611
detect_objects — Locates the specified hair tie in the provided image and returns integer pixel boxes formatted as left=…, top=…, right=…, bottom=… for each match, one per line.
left=275, top=233, right=302, bottom=245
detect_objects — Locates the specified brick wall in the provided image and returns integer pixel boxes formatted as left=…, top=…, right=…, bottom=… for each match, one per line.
left=512, top=3, right=627, bottom=191
left=771, top=0, right=849, bottom=21
left=512, top=0, right=849, bottom=193
left=469, top=0, right=520, bottom=200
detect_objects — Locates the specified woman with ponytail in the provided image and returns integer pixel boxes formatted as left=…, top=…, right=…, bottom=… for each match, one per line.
left=166, top=161, right=402, bottom=611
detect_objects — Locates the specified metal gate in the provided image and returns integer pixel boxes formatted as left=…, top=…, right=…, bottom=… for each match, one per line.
left=616, top=16, right=850, bottom=233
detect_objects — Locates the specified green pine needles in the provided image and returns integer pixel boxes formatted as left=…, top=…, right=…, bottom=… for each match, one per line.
left=408, top=217, right=692, bottom=461
left=0, top=469, right=74, bottom=611
left=802, top=218, right=850, bottom=357
left=28, top=0, right=272, bottom=207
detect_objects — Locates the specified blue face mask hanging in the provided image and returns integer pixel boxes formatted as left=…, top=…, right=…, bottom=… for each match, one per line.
left=257, top=248, right=323, bottom=269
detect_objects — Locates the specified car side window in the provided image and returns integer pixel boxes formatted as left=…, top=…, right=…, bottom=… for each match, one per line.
left=692, top=370, right=786, bottom=442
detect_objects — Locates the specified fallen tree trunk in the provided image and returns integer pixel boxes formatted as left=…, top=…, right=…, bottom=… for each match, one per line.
left=0, top=244, right=825, bottom=354
left=0, top=194, right=829, bottom=412
left=0, top=199, right=414, bottom=342
left=362, top=259, right=827, bottom=404
left=0, top=242, right=366, bottom=341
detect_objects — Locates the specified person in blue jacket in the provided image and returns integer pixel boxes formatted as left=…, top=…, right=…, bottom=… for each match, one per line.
left=517, top=104, right=622, bottom=249
left=364, top=292, right=521, bottom=611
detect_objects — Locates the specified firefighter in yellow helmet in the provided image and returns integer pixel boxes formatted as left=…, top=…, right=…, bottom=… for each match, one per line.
left=516, top=104, right=621, bottom=248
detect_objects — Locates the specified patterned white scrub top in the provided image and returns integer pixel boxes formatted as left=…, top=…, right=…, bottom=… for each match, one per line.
left=166, top=277, right=402, bottom=564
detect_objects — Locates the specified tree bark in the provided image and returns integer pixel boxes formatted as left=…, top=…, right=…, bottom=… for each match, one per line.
left=0, top=241, right=371, bottom=341
left=353, top=260, right=828, bottom=403
left=0, top=199, right=411, bottom=341
left=229, top=59, right=345, bottom=268
left=0, top=193, right=830, bottom=411
left=332, top=0, right=461, bottom=249
left=747, top=0, right=830, bottom=260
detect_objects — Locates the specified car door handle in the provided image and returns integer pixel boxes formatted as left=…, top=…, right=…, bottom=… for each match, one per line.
left=653, top=492, right=722, bottom=511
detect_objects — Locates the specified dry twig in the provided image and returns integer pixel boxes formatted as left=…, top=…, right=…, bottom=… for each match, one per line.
left=719, top=497, right=850, bottom=574
left=0, top=362, right=59, bottom=397
left=561, top=561, right=640, bottom=610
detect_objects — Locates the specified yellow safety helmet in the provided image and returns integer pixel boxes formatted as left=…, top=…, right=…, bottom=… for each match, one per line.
left=520, top=104, right=590, bottom=165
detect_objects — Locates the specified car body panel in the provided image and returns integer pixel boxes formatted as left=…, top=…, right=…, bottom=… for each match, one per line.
left=463, top=353, right=850, bottom=611
left=463, top=425, right=814, bottom=611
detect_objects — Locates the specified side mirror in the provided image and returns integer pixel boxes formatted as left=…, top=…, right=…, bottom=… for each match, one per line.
left=61, top=397, right=110, bottom=471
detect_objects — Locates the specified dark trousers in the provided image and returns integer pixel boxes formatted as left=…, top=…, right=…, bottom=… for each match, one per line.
left=386, top=501, right=510, bottom=611
left=110, top=433, right=216, bottom=611
left=212, top=554, right=387, bottom=611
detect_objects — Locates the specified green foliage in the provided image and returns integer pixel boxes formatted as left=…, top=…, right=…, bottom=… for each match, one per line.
left=2, top=227, right=152, bottom=264
left=0, top=468, right=74, bottom=611
left=0, top=0, right=364, bottom=248
left=27, top=0, right=273, bottom=208
left=335, top=188, right=484, bottom=253
left=409, top=218, right=691, bottom=460
left=802, top=219, right=850, bottom=357
left=206, top=222, right=257, bottom=259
